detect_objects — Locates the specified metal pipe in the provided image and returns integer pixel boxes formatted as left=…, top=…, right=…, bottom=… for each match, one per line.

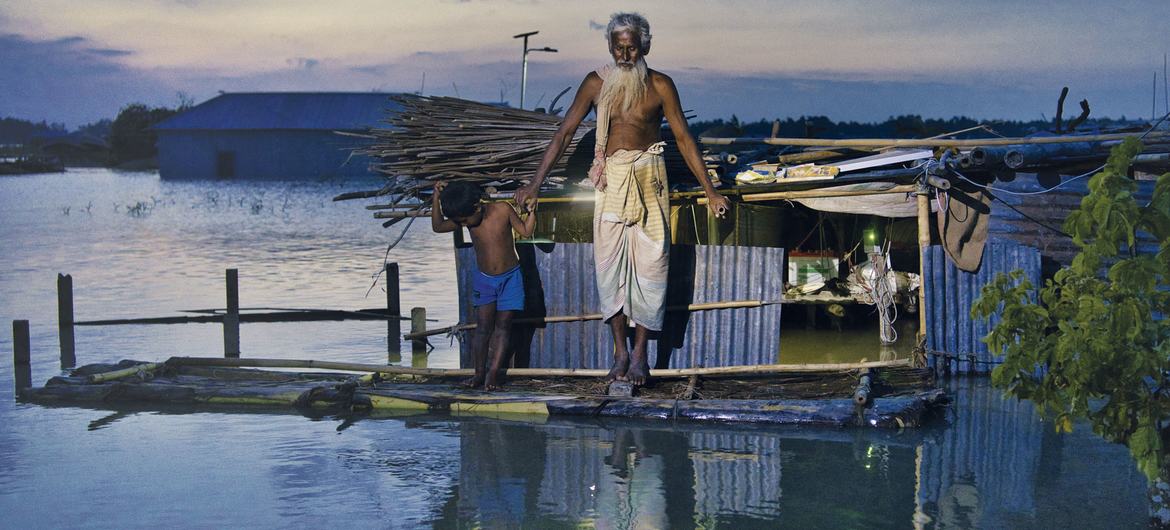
left=513, top=31, right=537, bottom=109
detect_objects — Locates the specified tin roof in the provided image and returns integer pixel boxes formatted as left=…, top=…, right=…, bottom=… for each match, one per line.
left=154, top=92, right=402, bottom=131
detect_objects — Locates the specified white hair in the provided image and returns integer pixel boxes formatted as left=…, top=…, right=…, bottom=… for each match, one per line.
left=605, top=12, right=651, bottom=54
left=598, top=58, right=648, bottom=114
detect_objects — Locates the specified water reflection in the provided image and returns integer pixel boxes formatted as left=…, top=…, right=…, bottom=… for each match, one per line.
left=433, top=415, right=921, bottom=528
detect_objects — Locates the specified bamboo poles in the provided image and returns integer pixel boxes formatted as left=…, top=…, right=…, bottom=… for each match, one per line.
left=696, top=184, right=917, bottom=205
left=699, top=131, right=1170, bottom=148
left=168, top=356, right=911, bottom=379
left=403, top=299, right=777, bottom=341
left=87, top=362, right=164, bottom=384
left=916, top=183, right=931, bottom=345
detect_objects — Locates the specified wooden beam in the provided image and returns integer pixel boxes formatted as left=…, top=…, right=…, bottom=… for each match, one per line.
left=169, top=356, right=912, bottom=379
left=696, top=184, right=917, bottom=205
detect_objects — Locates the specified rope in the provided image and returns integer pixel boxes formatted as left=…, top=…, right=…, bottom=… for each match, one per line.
left=365, top=214, right=417, bottom=298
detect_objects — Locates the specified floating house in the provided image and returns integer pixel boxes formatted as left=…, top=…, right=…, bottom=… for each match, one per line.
left=153, top=92, right=400, bottom=179
left=347, top=96, right=1170, bottom=376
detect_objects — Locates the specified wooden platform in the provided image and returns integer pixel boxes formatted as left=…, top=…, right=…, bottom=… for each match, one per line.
left=19, top=358, right=947, bottom=429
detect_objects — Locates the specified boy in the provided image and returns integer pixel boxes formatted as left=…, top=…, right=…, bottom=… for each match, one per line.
left=431, top=181, right=537, bottom=390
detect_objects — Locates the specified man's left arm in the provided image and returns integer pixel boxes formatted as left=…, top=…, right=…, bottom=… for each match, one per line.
left=656, top=74, right=731, bottom=217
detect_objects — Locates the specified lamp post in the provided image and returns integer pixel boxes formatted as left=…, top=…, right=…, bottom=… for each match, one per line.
left=514, top=30, right=557, bottom=110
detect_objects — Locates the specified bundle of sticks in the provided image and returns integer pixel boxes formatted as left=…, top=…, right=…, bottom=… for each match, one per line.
left=335, top=95, right=592, bottom=202
left=335, top=94, right=704, bottom=205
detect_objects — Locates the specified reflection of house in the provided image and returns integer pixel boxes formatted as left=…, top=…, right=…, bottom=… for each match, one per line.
left=153, top=92, right=400, bottom=179
left=35, top=133, right=109, bottom=166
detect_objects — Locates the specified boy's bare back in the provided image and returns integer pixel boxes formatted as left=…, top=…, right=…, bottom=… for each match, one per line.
left=466, top=202, right=521, bottom=275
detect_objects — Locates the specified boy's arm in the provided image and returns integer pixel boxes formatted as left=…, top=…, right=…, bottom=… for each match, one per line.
left=507, top=199, right=537, bottom=238
left=430, top=182, right=458, bottom=233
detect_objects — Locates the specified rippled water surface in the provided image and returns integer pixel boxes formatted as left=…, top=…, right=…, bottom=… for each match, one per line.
left=0, top=169, right=1152, bottom=528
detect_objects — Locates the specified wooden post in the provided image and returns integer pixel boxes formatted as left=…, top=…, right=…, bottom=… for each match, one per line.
left=57, top=273, right=75, bottom=368
left=224, top=268, right=240, bottom=358
left=916, top=184, right=931, bottom=342
left=411, top=307, right=427, bottom=365
left=453, top=227, right=465, bottom=247
left=13, top=320, right=31, bottom=394
left=386, top=263, right=401, bottom=362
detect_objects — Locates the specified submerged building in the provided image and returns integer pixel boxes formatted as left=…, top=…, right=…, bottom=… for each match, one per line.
left=154, top=92, right=400, bottom=179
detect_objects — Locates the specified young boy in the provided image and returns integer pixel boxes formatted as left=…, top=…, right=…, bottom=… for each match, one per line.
left=431, top=181, right=537, bottom=390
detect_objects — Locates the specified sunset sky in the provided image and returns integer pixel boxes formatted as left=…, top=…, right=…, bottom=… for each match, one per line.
left=3, top=0, right=1169, bottom=128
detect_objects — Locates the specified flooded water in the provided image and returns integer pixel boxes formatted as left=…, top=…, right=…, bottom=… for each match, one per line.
left=0, top=169, right=1150, bottom=528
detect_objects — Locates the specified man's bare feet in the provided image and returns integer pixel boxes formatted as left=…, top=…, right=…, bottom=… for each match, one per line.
left=484, top=370, right=503, bottom=391
left=463, top=373, right=485, bottom=389
left=606, top=352, right=630, bottom=382
left=626, top=359, right=650, bottom=386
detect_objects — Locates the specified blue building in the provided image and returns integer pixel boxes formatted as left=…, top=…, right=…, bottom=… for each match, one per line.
left=154, top=92, right=400, bottom=179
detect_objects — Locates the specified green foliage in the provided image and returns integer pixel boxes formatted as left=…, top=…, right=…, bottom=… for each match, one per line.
left=109, top=103, right=180, bottom=165
left=973, top=137, right=1170, bottom=481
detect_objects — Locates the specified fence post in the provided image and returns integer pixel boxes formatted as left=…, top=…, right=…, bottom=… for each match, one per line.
left=224, top=268, right=240, bottom=358
left=386, top=263, right=401, bottom=362
left=57, top=273, right=75, bottom=368
left=411, top=307, right=427, bottom=366
left=13, top=320, right=31, bottom=395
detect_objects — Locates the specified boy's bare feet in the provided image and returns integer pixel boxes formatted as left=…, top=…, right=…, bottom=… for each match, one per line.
left=484, top=370, right=503, bottom=391
left=606, top=352, right=630, bottom=382
left=463, top=373, right=485, bottom=389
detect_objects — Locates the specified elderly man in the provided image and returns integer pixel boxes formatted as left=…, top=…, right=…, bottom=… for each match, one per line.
left=516, top=12, right=730, bottom=386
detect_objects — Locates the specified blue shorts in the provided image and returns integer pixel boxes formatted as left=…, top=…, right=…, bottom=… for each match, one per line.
left=472, top=264, right=525, bottom=311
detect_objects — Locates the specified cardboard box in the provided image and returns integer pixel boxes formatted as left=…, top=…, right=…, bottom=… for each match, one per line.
left=788, top=256, right=839, bottom=286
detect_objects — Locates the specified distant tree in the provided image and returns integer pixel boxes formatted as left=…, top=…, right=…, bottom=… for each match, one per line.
left=109, top=103, right=180, bottom=164
left=76, top=119, right=112, bottom=139
left=688, top=114, right=1134, bottom=140
left=973, top=138, right=1170, bottom=525
left=0, top=117, right=66, bottom=145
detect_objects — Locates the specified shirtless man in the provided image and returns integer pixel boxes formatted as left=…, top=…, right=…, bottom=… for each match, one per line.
left=515, top=12, right=730, bottom=386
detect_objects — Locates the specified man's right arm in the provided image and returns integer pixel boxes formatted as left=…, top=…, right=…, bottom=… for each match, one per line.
left=515, top=73, right=602, bottom=210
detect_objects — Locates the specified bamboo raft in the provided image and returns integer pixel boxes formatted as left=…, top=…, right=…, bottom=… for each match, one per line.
left=20, top=357, right=947, bottom=428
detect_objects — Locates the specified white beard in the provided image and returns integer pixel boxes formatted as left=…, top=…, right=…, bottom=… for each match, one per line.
left=598, top=57, right=648, bottom=115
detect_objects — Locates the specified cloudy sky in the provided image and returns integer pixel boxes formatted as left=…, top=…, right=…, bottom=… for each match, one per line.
left=2, top=0, right=1169, bottom=128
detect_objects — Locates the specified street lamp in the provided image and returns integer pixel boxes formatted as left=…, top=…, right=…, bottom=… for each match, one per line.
left=513, top=31, right=557, bottom=110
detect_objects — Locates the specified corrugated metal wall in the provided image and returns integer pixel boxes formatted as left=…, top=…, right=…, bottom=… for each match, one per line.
left=923, top=238, right=1041, bottom=374
left=455, top=243, right=785, bottom=369
left=988, top=173, right=1159, bottom=265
